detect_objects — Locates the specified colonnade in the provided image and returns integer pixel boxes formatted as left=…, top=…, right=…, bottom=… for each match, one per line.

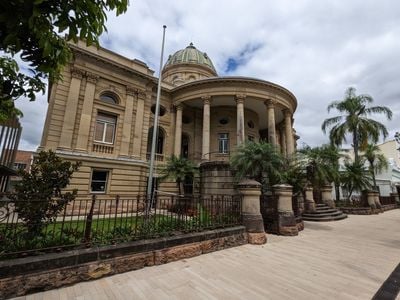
left=173, top=94, right=295, bottom=160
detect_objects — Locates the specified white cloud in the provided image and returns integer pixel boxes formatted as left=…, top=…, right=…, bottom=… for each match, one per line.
left=15, top=0, right=400, bottom=150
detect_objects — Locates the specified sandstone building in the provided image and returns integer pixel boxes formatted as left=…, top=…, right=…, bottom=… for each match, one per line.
left=39, top=41, right=298, bottom=196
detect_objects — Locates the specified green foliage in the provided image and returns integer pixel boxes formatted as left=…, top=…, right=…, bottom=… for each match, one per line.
left=322, top=87, right=392, bottom=161
left=299, top=144, right=343, bottom=190
left=341, top=160, right=372, bottom=200
left=0, top=0, right=128, bottom=120
left=279, top=155, right=308, bottom=196
left=362, top=143, right=388, bottom=190
left=160, top=155, right=198, bottom=195
left=9, top=150, right=81, bottom=236
left=0, top=56, right=46, bottom=122
left=230, top=141, right=284, bottom=191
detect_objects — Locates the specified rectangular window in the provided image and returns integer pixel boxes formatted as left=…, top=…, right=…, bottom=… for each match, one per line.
left=14, top=163, right=27, bottom=170
left=94, top=113, right=116, bottom=144
left=91, top=170, right=109, bottom=193
left=218, top=133, right=229, bottom=154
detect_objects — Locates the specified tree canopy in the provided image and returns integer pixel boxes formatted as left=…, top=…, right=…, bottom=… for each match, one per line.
left=321, top=87, right=392, bottom=161
left=230, top=141, right=284, bottom=191
left=0, top=0, right=129, bottom=122
left=362, top=143, right=388, bottom=190
left=160, top=155, right=198, bottom=195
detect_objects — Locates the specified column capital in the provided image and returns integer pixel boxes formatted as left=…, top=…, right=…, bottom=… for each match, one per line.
left=138, top=90, right=146, bottom=99
left=86, top=72, right=99, bottom=83
left=265, top=99, right=277, bottom=108
left=126, top=86, right=137, bottom=96
left=71, top=67, right=85, bottom=79
left=201, top=95, right=212, bottom=105
left=283, top=109, right=292, bottom=117
left=235, top=94, right=246, bottom=104
left=175, top=104, right=183, bottom=111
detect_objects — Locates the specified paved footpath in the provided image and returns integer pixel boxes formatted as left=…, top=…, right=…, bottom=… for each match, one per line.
left=13, top=209, right=400, bottom=300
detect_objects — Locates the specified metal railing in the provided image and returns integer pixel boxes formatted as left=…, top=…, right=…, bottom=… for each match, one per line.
left=0, top=194, right=242, bottom=259
left=260, top=194, right=278, bottom=233
left=379, top=195, right=397, bottom=206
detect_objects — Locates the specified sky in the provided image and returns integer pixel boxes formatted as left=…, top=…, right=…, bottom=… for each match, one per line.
left=15, top=0, right=400, bottom=150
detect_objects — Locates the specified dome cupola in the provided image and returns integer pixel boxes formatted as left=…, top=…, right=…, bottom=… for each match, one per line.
left=162, top=43, right=217, bottom=86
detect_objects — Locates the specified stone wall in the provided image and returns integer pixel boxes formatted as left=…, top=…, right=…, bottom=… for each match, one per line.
left=0, top=226, right=247, bottom=299
left=200, top=161, right=236, bottom=195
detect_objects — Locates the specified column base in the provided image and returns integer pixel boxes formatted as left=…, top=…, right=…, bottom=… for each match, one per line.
left=323, top=200, right=335, bottom=208
left=242, top=213, right=265, bottom=233
left=305, top=201, right=316, bottom=213
left=247, top=232, right=267, bottom=245
left=278, top=211, right=298, bottom=236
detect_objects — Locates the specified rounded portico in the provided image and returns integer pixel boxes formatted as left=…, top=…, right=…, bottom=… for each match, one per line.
left=168, top=77, right=298, bottom=162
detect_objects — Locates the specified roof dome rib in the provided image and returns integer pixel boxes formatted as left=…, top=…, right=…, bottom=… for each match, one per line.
left=164, top=43, right=217, bottom=74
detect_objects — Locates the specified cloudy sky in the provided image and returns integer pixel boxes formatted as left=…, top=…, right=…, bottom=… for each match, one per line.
left=16, top=0, right=400, bottom=150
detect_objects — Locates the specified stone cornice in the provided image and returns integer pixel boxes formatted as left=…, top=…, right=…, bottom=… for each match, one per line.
left=171, top=76, right=297, bottom=110
left=70, top=44, right=156, bottom=83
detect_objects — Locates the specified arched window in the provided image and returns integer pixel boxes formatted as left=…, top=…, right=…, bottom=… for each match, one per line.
left=147, top=126, right=165, bottom=154
left=100, top=92, right=118, bottom=104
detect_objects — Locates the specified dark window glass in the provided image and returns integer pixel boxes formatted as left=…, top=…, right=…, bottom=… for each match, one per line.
left=100, top=93, right=118, bottom=104
left=218, top=133, right=229, bottom=154
left=91, top=170, right=108, bottom=192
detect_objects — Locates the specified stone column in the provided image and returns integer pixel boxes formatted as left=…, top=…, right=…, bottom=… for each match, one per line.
left=284, top=110, right=294, bottom=156
left=320, top=184, right=335, bottom=208
left=273, top=184, right=298, bottom=236
left=201, top=96, right=211, bottom=161
left=132, top=90, right=146, bottom=158
left=59, top=67, right=84, bottom=149
left=265, top=99, right=276, bottom=146
left=305, top=186, right=316, bottom=212
left=374, top=191, right=382, bottom=209
left=75, top=72, right=98, bottom=151
left=119, top=87, right=136, bottom=157
left=280, top=125, right=287, bottom=156
left=236, top=179, right=267, bottom=244
left=235, top=94, right=245, bottom=146
left=174, top=104, right=183, bottom=156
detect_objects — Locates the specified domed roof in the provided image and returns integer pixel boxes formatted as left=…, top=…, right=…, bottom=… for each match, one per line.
left=164, top=43, right=217, bottom=74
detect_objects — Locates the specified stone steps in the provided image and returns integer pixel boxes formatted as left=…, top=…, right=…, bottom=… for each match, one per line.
left=302, top=203, right=347, bottom=222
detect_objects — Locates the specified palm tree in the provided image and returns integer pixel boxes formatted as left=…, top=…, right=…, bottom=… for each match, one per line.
left=230, top=141, right=283, bottom=191
left=322, top=87, right=392, bottom=161
left=299, top=145, right=342, bottom=190
left=159, top=155, right=198, bottom=195
left=362, top=143, right=388, bottom=190
left=341, top=160, right=371, bottom=200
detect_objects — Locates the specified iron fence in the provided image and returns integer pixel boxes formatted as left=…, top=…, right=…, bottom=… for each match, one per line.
left=259, top=194, right=278, bottom=233
left=0, top=194, right=242, bottom=259
left=379, top=195, right=397, bottom=206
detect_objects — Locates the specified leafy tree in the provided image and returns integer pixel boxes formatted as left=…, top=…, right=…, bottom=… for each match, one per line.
left=230, top=141, right=284, bottom=191
left=160, top=155, right=198, bottom=195
left=322, top=87, right=392, bottom=161
left=10, top=150, right=80, bottom=237
left=362, top=143, right=388, bottom=190
left=341, top=160, right=371, bottom=200
left=0, top=0, right=128, bottom=122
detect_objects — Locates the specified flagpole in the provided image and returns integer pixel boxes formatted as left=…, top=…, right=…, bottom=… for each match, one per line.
left=147, top=25, right=167, bottom=208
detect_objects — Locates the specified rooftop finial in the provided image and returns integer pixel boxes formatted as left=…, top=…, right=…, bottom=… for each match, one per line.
left=187, top=42, right=195, bottom=49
